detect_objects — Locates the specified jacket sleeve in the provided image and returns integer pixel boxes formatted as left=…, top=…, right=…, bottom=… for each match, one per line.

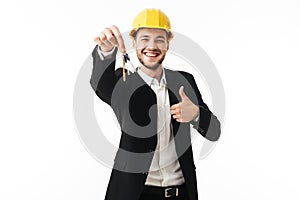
left=182, top=72, right=221, bottom=141
left=90, top=45, right=123, bottom=105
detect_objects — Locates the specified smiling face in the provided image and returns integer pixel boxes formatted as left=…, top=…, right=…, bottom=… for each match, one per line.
left=133, top=28, right=169, bottom=70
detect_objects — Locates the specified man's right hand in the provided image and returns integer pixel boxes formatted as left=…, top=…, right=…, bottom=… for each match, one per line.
left=94, top=25, right=126, bottom=53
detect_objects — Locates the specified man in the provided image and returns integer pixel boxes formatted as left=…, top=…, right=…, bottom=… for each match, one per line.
left=90, top=8, right=221, bottom=200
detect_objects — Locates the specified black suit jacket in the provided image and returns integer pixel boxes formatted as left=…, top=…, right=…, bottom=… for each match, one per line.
left=90, top=46, right=221, bottom=200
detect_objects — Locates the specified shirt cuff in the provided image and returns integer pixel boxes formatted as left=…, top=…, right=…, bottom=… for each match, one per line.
left=97, top=46, right=116, bottom=60
left=191, top=113, right=199, bottom=126
left=193, top=114, right=199, bottom=123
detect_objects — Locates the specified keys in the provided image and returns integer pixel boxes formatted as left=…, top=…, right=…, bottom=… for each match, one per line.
left=122, top=55, right=126, bottom=81
left=122, top=53, right=136, bottom=82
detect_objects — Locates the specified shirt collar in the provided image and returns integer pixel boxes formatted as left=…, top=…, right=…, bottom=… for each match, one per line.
left=137, top=67, right=167, bottom=87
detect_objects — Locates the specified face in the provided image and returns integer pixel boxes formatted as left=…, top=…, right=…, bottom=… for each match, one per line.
left=133, top=28, right=169, bottom=70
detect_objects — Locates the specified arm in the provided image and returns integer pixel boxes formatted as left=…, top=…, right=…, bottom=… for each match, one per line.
left=170, top=72, right=221, bottom=141
left=186, top=73, right=221, bottom=141
left=90, top=25, right=126, bottom=104
left=90, top=45, right=123, bottom=104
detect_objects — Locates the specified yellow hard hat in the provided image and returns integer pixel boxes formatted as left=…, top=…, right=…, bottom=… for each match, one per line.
left=129, top=8, right=173, bottom=40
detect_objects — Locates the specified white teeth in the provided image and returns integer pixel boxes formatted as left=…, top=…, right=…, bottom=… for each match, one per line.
left=145, top=52, right=158, bottom=57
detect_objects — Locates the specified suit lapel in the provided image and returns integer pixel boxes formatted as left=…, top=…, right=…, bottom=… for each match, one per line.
left=131, top=68, right=184, bottom=138
left=165, top=69, right=182, bottom=137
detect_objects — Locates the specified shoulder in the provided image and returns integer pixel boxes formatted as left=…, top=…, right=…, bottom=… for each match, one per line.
left=164, top=67, right=194, bottom=81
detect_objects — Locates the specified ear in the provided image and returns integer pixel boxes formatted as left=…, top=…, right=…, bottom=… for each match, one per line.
left=166, top=41, right=169, bottom=51
left=132, top=39, right=136, bottom=48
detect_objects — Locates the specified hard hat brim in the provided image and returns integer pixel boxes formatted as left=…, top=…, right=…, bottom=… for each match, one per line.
left=129, top=28, right=174, bottom=40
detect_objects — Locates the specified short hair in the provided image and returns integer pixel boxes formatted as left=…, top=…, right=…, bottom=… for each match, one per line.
left=131, top=28, right=172, bottom=41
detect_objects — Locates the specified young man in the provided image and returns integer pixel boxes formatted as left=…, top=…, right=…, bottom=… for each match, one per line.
left=90, top=8, right=221, bottom=200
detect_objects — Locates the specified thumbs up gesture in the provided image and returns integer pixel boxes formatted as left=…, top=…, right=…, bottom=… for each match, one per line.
left=170, top=86, right=200, bottom=123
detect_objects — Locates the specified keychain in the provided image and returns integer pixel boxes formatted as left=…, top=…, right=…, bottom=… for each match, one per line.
left=122, top=53, right=137, bottom=82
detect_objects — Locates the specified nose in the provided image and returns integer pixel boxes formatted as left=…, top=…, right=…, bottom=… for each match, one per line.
left=147, top=39, right=158, bottom=49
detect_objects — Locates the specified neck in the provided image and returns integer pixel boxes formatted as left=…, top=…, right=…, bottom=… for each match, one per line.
left=140, top=65, right=163, bottom=82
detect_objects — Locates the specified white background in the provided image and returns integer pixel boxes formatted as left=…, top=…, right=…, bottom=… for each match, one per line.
left=1, top=0, right=300, bottom=199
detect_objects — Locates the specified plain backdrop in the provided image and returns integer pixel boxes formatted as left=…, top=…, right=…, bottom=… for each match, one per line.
left=1, top=0, right=300, bottom=199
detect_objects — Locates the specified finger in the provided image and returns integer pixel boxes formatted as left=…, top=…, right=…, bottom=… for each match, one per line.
left=179, top=86, right=188, bottom=100
left=106, top=34, right=118, bottom=47
left=170, top=110, right=175, bottom=115
left=170, top=103, right=180, bottom=110
left=170, top=108, right=180, bottom=115
left=99, top=32, right=114, bottom=51
left=110, top=25, right=126, bottom=53
left=174, top=116, right=183, bottom=122
left=94, top=37, right=104, bottom=46
left=103, top=28, right=118, bottom=47
left=176, top=118, right=183, bottom=123
left=172, top=114, right=181, bottom=119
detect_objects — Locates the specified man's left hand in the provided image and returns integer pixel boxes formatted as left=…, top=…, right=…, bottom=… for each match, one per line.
left=170, top=86, right=200, bottom=123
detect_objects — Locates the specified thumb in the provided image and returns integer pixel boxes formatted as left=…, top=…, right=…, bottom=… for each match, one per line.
left=179, top=86, right=188, bottom=100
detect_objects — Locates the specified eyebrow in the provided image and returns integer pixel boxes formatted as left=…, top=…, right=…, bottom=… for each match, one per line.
left=156, top=36, right=166, bottom=39
left=139, top=35, right=166, bottom=39
left=139, top=35, right=150, bottom=38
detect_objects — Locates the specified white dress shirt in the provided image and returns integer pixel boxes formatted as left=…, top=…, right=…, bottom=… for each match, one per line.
left=137, top=68, right=185, bottom=187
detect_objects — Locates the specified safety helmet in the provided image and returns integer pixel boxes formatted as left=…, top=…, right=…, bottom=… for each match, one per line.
left=129, top=8, right=173, bottom=40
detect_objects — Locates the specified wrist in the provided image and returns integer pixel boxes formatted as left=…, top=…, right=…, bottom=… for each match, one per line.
left=194, top=105, right=200, bottom=120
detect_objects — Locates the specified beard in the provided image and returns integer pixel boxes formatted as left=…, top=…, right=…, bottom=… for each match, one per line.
left=136, top=48, right=166, bottom=70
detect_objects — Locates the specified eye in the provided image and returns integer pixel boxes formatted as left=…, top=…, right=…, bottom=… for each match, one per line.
left=156, top=39, right=165, bottom=43
left=141, top=38, right=149, bottom=41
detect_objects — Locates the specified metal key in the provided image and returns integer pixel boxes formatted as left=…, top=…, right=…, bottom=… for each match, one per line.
left=122, top=53, right=137, bottom=82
